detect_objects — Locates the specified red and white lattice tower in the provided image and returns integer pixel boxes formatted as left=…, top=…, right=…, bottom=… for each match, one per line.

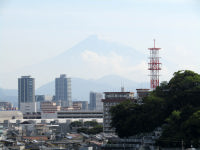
left=148, top=39, right=161, bottom=90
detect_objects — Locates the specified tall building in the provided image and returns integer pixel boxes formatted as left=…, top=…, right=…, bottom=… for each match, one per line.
left=102, top=89, right=135, bottom=133
left=55, top=74, right=72, bottom=107
left=89, top=92, right=103, bottom=111
left=18, top=76, right=36, bottom=113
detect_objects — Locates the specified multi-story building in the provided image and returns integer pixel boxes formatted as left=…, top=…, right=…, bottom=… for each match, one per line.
left=55, top=74, right=72, bottom=107
left=57, top=110, right=103, bottom=119
left=102, top=90, right=135, bottom=134
left=136, top=89, right=150, bottom=99
left=72, top=101, right=82, bottom=110
left=73, top=101, right=88, bottom=110
left=40, top=101, right=61, bottom=119
left=18, top=76, right=36, bottom=113
left=35, top=95, right=54, bottom=112
left=81, top=101, right=88, bottom=110
left=40, top=101, right=61, bottom=113
left=89, top=92, right=103, bottom=111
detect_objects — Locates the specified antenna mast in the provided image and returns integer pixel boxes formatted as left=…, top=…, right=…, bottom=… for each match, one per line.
left=148, top=39, right=161, bottom=90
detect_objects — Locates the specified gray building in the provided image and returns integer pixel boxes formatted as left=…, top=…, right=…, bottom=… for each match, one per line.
left=35, top=95, right=53, bottom=102
left=55, top=74, right=72, bottom=107
left=35, top=95, right=45, bottom=102
left=81, top=101, right=88, bottom=110
left=89, top=92, right=103, bottom=111
left=18, top=76, right=36, bottom=113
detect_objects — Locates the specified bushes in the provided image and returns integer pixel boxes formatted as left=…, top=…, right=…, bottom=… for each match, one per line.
left=77, top=125, right=103, bottom=135
left=70, top=121, right=103, bottom=135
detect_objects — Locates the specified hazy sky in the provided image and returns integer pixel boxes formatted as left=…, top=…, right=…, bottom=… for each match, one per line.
left=0, top=0, right=200, bottom=88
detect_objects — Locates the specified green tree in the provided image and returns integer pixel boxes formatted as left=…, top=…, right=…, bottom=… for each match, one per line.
left=77, top=125, right=103, bottom=135
left=110, top=100, right=136, bottom=137
left=70, top=121, right=83, bottom=127
left=110, top=96, right=167, bottom=137
left=77, top=127, right=89, bottom=133
left=168, top=70, right=200, bottom=109
left=88, top=125, right=103, bottom=134
left=110, top=70, right=200, bottom=147
left=84, top=121, right=98, bottom=127
left=182, top=110, right=200, bottom=147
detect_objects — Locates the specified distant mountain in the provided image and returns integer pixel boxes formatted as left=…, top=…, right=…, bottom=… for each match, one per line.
left=1, top=35, right=151, bottom=105
left=36, top=75, right=149, bottom=101
left=0, top=88, right=18, bottom=106
left=0, top=88, right=17, bottom=96
left=15, top=35, right=147, bottom=88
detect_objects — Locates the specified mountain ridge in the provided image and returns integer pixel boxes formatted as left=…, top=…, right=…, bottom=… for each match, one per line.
left=0, top=35, right=151, bottom=105
left=14, top=35, right=147, bottom=87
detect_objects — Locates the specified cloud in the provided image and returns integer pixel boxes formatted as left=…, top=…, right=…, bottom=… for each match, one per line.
left=81, top=50, right=123, bottom=66
left=81, top=50, right=110, bottom=64
left=81, top=50, right=149, bottom=82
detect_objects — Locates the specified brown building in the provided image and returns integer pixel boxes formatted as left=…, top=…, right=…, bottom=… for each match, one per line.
left=136, top=89, right=150, bottom=99
left=72, top=101, right=82, bottom=110
left=40, top=101, right=61, bottom=113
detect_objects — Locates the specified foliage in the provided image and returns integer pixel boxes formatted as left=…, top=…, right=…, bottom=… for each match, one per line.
left=110, top=70, right=200, bottom=147
left=84, top=121, right=98, bottom=127
left=110, top=96, right=167, bottom=137
left=70, top=121, right=83, bottom=127
left=71, top=121, right=103, bottom=135
left=181, top=110, right=200, bottom=147
left=77, top=125, right=103, bottom=135
left=88, top=125, right=103, bottom=134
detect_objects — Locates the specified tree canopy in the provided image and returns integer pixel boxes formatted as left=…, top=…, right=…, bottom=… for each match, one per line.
left=110, top=70, right=200, bottom=147
left=70, top=121, right=103, bottom=135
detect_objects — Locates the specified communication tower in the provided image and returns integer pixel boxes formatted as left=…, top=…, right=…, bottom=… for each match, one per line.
left=148, top=39, right=161, bottom=89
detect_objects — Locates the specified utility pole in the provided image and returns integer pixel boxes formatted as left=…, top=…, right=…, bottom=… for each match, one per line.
left=182, top=140, right=184, bottom=150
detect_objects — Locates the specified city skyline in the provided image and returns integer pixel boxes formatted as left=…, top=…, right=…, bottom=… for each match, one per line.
left=0, top=0, right=200, bottom=89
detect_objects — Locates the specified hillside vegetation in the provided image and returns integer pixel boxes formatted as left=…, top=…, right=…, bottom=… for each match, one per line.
left=110, top=70, right=200, bottom=147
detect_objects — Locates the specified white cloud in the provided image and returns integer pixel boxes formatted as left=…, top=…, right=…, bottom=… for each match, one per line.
left=81, top=50, right=123, bottom=66
left=81, top=50, right=149, bottom=82
left=81, top=50, right=109, bottom=64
